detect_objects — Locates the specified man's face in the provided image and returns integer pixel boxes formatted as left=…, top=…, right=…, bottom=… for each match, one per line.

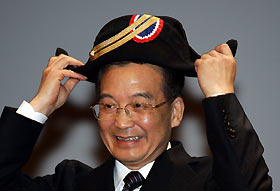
left=98, top=63, right=176, bottom=169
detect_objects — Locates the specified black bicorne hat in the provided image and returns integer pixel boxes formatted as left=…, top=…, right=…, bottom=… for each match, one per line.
left=56, top=14, right=237, bottom=83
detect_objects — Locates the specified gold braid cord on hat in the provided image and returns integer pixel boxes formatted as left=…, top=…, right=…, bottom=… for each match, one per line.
left=89, top=14, right=160, bottom=61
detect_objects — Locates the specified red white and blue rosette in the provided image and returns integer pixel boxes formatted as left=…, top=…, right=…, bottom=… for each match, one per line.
left=129, top=14, right=164, bottom=43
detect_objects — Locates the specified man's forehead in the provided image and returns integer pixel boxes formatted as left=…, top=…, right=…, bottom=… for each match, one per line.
left=99, top=63, right=165, bottom=100
left=100, top=62, right=164, bottom=81
left=104, top=62, right=163, bottom=72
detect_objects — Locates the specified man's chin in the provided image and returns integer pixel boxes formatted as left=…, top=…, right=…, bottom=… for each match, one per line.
left=114, top=153, right=147, bottom=169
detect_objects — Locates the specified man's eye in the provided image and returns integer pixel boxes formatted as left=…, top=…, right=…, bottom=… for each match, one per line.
left=133, top=103, right=144, bottom=108
left=103, top=104, right=116, bottom=109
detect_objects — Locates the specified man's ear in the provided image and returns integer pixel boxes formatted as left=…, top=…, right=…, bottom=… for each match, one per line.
left=170, top=97, right=185, bottom=128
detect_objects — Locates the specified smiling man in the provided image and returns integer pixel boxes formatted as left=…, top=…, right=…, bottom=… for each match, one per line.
left=0, top=14, right=272, bottom=191
left=97, top=63, right=183, bottom=170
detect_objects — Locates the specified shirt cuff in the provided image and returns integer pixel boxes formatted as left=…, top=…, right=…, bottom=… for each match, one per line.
left=16, top=100, right=48, bottom=124
left=206, top=92, right=227, bottom=98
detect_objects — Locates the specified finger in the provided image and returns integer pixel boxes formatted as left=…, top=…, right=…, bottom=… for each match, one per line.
left=194, top=59, right=202, bottom=72
left=207, top=50, right=219, bottom=57
left=48, top=54, right=66, bottom=67
left=61, top=57, right=84, bottom=69
left=49, top=54, right=84, bottom=69
left=200, top=53, right=211, bottom=60
left=63, top=78, right=80, bottom=94
left=48, top=56, right=58, bottom=65
left=60, top=70, right=87, bottom=81
left=215, top=43, right=233, bottom=56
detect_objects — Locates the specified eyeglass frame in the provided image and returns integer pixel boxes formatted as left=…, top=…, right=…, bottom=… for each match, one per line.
left=90, top=100, right=170, bottom=121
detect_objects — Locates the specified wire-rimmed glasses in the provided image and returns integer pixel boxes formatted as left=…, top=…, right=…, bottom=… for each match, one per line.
left=90, top=100, right=169, bottom=121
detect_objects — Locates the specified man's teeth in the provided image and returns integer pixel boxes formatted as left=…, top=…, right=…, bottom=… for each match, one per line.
left=116, top=136, right=141, bottom=141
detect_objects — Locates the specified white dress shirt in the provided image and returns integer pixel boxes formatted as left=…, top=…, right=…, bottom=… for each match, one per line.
left=16, top=100, right=47, bottom=124
left=114, top=160, right=154, bottom=191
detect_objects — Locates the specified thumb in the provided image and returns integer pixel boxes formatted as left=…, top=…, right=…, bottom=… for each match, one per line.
left=215, top=43, right=233, bottom=56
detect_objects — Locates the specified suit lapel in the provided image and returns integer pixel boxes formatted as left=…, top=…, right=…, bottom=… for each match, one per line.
left=77, top=156, right=115, bottom=191
left=140, top=141, right=199, bottom=191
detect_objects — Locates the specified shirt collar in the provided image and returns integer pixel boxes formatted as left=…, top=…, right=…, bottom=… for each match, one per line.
left=113, top=142, right=171, bottom=189
left=114, top=159, right=154, bottom=189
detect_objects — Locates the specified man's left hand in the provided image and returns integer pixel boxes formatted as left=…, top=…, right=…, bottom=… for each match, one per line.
left=195, top=43, right=236, bottom=98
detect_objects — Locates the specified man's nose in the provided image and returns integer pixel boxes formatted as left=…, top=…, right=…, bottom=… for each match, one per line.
left=114, top=109, right=135, bottom=129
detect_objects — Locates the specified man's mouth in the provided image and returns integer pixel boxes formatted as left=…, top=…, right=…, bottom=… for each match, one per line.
left=116, top=136, right=142, bottom=141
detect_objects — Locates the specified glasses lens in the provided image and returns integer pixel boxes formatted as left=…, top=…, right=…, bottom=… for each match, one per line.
left=126, top=103, right=153, bottom=120
left=92, top=103, right=117, bottom=120
left=128, top=103, right=148, bottom=113
left=92, top=104, right=100, bottom=119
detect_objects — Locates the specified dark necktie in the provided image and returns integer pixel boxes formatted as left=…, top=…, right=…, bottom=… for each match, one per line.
left=122, top=171, right=145, bottom=191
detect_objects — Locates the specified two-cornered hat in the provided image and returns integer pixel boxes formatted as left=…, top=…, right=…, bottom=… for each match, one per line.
left=56, top=14, right=237, bottom=83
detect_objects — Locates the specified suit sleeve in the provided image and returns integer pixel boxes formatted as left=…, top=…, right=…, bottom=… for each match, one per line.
left=0, top=106, right=57, bottom=191
left=202, top=94, right=272, bottom=191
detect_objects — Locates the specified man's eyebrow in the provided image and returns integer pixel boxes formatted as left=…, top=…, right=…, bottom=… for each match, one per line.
left=99, top=92, right=154, bottom=101
left=132, top=92, right=154, bottom=100
left=99, top=94, right=114, bottom=100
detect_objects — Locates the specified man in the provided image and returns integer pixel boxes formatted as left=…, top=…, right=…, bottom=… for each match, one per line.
left=0, top=14, right=272, bottom=190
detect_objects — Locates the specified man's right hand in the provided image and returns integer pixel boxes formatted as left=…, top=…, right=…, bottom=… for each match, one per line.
left=30, top=54, right=87, bottom=116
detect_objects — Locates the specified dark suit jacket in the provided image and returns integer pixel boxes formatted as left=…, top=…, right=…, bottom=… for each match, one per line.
left=0, top=94, right=272, bottom=190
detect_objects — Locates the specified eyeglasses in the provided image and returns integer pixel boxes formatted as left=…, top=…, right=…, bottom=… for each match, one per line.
left=90, top=100, right=169, bottom=121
